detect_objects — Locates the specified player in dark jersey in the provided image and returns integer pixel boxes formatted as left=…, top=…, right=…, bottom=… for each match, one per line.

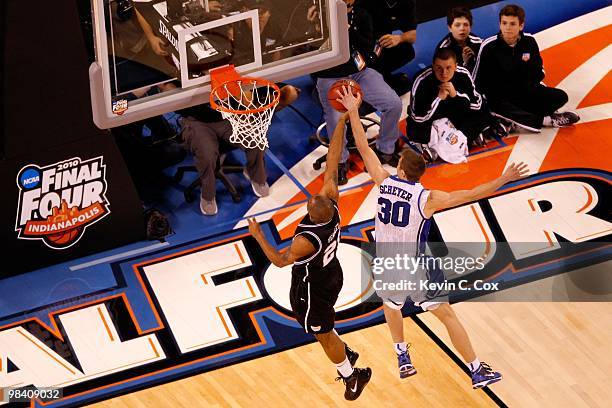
left=248, top=106, right=372, bottom=401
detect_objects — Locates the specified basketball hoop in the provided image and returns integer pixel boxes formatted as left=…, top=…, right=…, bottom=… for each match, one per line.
left=210, top=65, right=280, bottom=151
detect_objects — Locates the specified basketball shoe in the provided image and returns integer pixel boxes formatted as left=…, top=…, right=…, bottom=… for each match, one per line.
left=336, top=367, right=372, bottom=401
left=398, top=347, right=417, bottom=379
left=471, top=361, right=502, bottom=389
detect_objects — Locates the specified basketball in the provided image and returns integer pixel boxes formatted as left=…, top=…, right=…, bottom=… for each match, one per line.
left=327, top=79, right=362, bottom=112
left=47, top=228, right=82, bottom=246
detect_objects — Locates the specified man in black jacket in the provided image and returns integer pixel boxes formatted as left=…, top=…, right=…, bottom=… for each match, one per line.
left=358, top=0, right=417, bottom=90
left=436, top=7, right=482, bottom=72
left=408, top=48, right=505, bottom=151
left=314, top=0, right=402, bottom=184
left=472, top=4, right=579, bottom=131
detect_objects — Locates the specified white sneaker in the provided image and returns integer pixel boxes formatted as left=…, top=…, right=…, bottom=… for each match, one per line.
left=243, top=170, right=269, bottom=197
left=200, top=197, right=217, bottom=215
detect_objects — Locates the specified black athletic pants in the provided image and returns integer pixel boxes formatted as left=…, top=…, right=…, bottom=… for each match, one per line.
left=408, top=109, right=492, bottom=144
left=488, top=85, right=568, bottom=131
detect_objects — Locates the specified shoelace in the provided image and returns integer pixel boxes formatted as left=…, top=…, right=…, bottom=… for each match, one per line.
left=554, top=115, right=571, bottom=126
left=479, top=362, right=494, bottom=374
left=335, top=374, right=354, bottom=384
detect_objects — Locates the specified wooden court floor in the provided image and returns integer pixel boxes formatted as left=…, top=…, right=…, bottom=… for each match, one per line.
left=91, top=266, right=612, bottom=408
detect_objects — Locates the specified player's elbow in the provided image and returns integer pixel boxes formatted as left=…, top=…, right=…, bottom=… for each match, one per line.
left=272, top=258, right=291, bottom=268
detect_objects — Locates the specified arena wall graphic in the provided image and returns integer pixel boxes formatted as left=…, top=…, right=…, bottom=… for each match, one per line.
left=0, top=0, right=146, bottom=276
left=14, top=157, right=111, bottom=250
left=0, top=135, right=145, bottom=277
left=1, top=2, right=611, bottom=407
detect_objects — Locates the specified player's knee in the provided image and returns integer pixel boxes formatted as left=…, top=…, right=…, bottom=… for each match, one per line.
left=431, top=303, right=454, bottom=321
left=558, top=89, right=569, bottom=106
left=383, top=300, right=404, bottom=311
left=380, top=94, right=402, bottom=115
left=314, top=331, right=333, bottom=345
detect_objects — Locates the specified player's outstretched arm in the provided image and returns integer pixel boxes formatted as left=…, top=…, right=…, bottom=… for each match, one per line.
left=423, top=162, right=529, bottom=218
left=248, top=218, right=315, bottom=267
left=336, top=87, right=390, bottom=186
left=319, top=107, right=349, bottom=201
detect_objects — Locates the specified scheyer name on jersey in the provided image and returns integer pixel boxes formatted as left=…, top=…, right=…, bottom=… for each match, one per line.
left=379, top=184, right=413, bottom=200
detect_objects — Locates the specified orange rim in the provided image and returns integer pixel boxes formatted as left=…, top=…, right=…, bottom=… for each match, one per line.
left=210, top=77, right=281, bottom=115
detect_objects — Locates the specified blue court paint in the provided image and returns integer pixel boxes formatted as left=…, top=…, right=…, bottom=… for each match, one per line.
left=265, top=150, right=312, bottom=197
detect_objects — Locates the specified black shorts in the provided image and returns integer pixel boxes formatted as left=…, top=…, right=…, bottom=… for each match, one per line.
left=289, top=267, right=343, bottom=334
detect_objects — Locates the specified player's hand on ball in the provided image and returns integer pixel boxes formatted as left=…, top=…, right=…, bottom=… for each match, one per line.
left=336, top=86, right=361, bottom=114
left=248, top=218, right=263, bottom=238
left=502, top=162, right=529, bottom=182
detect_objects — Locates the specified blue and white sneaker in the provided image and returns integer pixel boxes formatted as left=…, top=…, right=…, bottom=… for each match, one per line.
left=398, top=347, right=417, bottom=379
left=471, top=362, right=502, bottom=389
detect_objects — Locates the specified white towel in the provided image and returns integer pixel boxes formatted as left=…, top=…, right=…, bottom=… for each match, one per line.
left=428, top=118, right=469, bottom=164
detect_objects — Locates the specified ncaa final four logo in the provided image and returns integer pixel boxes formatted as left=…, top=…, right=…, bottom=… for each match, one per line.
left=14, top=156, right=111, bottom=249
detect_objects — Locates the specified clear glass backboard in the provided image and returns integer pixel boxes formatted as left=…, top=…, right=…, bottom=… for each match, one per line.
left=89, top=0, right=349, bottom=128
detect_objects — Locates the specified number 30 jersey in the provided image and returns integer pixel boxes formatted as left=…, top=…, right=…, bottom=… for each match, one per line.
left=292, top=200, right=342, bottom=284
left=375, top=176, right=432, bottom=255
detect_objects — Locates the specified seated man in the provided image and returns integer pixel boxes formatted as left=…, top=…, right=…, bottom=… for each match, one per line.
left=472, top=4, right=579, bottom=131
left=408, top=48, right=506, bottom=157
left=179, top=85, right=298, bottom=215
left=358, top=0, right=417, bottom=90
left=313, top=0, right=402, bottom=184
left=436, top=7, right=482, bottom=72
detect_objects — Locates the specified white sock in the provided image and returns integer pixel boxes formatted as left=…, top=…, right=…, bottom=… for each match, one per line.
left=394, top=342, right=407, bottom=355
left=469, top=358, right=481, bottom=372
left=335, top=356, right=354, bottom=378
left=543, top=116, right=553, bottom=127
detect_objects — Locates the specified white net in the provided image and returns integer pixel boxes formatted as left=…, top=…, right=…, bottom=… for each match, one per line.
left=212, top=79, right=280, bottom=151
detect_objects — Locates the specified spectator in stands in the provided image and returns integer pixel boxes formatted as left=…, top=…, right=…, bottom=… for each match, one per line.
left=436, top=7, right=482, bottom=72
left=358, top=0, right=417, bottom=91
left=472, top=4, right=579, bottom=131
left=179, top=84, right=299, bottom=215
left=179, top=103, right=268, bottom=216
left=408, top=48, right=508, bottom=159
left=314, top=0, right=402, bottom=185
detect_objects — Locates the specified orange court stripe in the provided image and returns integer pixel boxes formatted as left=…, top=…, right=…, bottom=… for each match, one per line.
left=148, top=338, right=159, bottom=359
left=577, top=185, right=594, bottom=213
left=544, top=230, right=554, bottom=246
left=528, top=199, right=537, bottom=212
left=471, top=205, right=492, bottom=259
left=540, top=120, right=612, bottom=172
left=216, top=308, right=232, bottom=338
left=246, top=280, right=256, bottom=298
left=17, top=329, right=76, bottom=375
left=234, top=243, right=245, bottom=264
left=541, top=24, right=612, bottom=88
left=98, top=306, right=114, bottom=342
left=577, top=69, right=612, bottom=109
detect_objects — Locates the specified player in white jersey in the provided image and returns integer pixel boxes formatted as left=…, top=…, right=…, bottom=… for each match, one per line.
left=335, top=86, right=528, bottom=388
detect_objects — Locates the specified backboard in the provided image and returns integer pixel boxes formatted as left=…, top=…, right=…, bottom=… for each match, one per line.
left=89, top=0, right=349, bottom=128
